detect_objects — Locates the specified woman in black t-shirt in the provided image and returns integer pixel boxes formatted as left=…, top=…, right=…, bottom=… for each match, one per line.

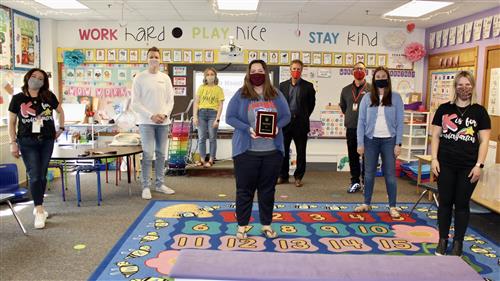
left=8, top=68, right=65, bottom=229
left=431, top=71, right=491, bottom=256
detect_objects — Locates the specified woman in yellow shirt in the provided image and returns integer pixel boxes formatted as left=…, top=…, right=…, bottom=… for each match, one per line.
left=193, top=67, right=225, bottom=167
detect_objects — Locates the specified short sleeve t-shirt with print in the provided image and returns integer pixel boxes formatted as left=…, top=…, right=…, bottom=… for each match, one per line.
left=197, top=85, right=225, bottom=111
left=432, top=102, right=491, bottom=168
left=8, top=92, right=60, bottom=139
left=247, top=96, right=277, bottom=152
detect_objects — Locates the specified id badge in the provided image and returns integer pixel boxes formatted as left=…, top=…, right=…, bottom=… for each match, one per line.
left=352, top=103, right=358, bottom=111
left=32, top=118, right=41, bottom=133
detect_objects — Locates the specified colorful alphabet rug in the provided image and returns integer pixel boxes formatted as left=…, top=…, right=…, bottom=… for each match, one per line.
left=90, top=201, right=499, bottom=281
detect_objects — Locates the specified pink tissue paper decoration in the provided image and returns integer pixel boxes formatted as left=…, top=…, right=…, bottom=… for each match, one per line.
left=404, top=42, right=426, bottom=62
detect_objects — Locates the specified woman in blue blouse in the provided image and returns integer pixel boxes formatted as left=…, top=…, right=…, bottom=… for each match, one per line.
left=226, top=60, right=291, bottom=240
left=355, top=66, right=404, bottom=218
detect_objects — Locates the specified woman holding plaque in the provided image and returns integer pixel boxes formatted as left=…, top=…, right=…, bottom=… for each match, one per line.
left=193, top=67, right=225, bottom=167
left=226, top=59, right=291, bottom=240
left=355, top=66, right=404, bottom=218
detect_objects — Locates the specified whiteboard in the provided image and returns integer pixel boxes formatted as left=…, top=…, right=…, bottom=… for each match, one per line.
left=193, top=71, right=273, bottom=130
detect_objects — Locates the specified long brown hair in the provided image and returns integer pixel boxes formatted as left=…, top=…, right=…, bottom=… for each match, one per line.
left=241, top=59, right=277, bottom=100
left=370, top=66, right=392, bottom=107
left=22, top=68, right=51, bottom=102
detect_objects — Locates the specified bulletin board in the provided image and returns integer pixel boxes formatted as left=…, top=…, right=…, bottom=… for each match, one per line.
left=59, top=62, right=153, bottom=131
left=426, top=47, right=478, bottom=121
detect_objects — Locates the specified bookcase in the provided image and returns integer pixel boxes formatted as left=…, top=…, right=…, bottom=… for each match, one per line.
left=399, top=111, right=430, bottom=162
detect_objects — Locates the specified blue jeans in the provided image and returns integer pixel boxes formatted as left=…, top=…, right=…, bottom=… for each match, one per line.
left=18, top=137, right=55, bottom=206
left=363, top=136, right=397, bottom=207
left=197, top=109, right=218, bottom=160
left=139, top=124, right=169, bottom=188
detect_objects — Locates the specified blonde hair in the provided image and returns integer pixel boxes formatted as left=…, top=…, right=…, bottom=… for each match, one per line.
left=203, top=67, right=219, bottom=85
left=451, top=71, right=477, bottom=104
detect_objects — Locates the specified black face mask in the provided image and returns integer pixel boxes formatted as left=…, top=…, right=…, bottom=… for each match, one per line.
left=375, top=79, right=389, bottom=89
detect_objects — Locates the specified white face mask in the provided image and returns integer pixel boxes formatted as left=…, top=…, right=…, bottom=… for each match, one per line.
left=148, top=58, right=159, bottom=68
left=206, top=76, right=215, bottom=84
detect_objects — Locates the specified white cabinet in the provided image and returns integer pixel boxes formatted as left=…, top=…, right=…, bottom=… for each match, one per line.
left=399, top=111, right=429, bottom=162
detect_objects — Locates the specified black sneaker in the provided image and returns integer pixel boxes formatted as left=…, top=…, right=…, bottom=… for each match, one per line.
left=450, top=241, right=463, bottom=256
left=347, top=183, right=361, bottom=193
left=435, top=239, right=448, bottom=256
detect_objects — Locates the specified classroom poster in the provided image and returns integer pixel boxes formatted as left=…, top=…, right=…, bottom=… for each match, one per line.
left=12, top=11, right=40, bottom=70
left=0, top=5, right=12, bottom=69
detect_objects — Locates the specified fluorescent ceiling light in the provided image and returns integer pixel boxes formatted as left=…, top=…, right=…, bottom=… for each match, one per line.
left=34, top=0, right=89, bottom=9
left=217, top=0, right=259, bottom=11
left=384, top=1, right=453, bottom=17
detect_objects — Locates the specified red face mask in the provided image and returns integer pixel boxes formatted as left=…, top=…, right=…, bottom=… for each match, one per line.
left=353, top=69, right=365, bottom=80
left=249, top=73, right=266, bottom=86
left=291, top=70, right=301, bottom=79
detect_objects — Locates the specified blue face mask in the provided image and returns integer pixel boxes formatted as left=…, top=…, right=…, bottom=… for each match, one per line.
left=375, top=79, right=389, bottom=89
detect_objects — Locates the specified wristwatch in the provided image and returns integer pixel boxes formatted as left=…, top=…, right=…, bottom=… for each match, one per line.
left=475, top=163, right=484, bottom=168
left=397, top=143, right=402, bottom=147
left=216, top=119, right=220, bottom=122
left=59, top=127, right=65, bottom=131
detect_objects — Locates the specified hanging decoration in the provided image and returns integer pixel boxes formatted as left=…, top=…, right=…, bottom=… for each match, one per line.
left=404, top=42, right=426, bottom=62
left=295, top=12, right=301, bottom=37
left=406, top=22, right=416, bottom=33
left=63, top=50, right=85, bottom=68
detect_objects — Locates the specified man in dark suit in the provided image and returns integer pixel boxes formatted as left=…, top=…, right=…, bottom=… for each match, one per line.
left=278, top=59, right=316, bottom=187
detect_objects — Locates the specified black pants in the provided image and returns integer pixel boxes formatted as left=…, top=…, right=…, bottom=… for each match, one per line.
left=346, top=128, right=364, bottom=184
left=437, top=164, right=478, bottom=242
left=18, top=137, right=55, bottom=206
left=234, top=151, right=283, bottom=226
left=280, top=127, right=308, bottom=180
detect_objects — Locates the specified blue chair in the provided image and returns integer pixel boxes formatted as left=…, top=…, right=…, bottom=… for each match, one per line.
left=0, top=164, right=28, bottom=200
left=75, top=163, right=104, bottom=207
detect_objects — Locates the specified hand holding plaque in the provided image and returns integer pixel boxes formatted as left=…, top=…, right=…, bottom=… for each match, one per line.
left=255, top=111, right=277, bottom=138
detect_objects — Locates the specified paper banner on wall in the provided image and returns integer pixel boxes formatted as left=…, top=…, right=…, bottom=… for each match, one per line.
left=482, top=16, right=493, bottom=39
left=464, top=21, right=473, bottom=42
left=428, top=32, right=435, bottom=49
left=448, top=26, right=457, bottom=46
left=456, top=24, right=465, bottom=44
left=493, top=15, right=500, bottom=37
left=435, top=30, right=442, bottom=48
left=487, top=68, right=500, bottom=116
left=442, top=28, right=449, bottom=47
left=473, top=19, right=483, bottom=41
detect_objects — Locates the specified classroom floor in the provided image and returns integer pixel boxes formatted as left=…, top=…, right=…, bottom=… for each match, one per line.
left=1, top=167, right=498, bottom=280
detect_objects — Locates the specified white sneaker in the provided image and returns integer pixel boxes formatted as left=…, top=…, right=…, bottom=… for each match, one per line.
left=34, top=212, right=46, bottom=229
left=155, top=185, right=175, bottom=195
left=142, top=188, right=152, bottom=200
left=33, top=209, right=49, bottom=219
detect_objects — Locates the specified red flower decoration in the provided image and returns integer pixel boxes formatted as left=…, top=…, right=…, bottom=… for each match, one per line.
left=404, top=42, right=426, bottom=62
